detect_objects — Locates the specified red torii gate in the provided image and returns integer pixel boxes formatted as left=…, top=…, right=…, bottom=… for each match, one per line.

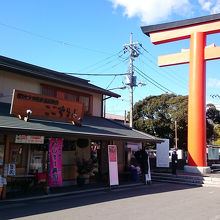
left=141, top=13, right=220, bottom=174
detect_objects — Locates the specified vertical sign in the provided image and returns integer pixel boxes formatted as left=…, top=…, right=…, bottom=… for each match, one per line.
left=8, top=163, right=16, bottom=176
left=108, top=145, right=119, bottom=186
left=49, top=139, right=63, bottom=187
left=156, top=139, right=169, bottom=168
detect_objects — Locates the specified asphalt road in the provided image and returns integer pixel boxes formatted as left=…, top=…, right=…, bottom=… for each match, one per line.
left=1, top=182, right=220, bottom=220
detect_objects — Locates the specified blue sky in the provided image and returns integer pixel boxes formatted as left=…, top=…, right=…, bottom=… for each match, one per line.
left=1, top=0, right=220, bottom=115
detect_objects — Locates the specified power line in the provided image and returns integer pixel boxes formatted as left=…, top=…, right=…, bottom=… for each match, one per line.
left=134, top=65, right=176, bottom=94
left=140, top=44, right=188, bottom=85
left=82, top=55, right=129, bottom=73
left=106, top=76, right=117, bottom=89
left=97, top=59, right=129, bottom=74
left=77, top=50, right=124, bottom=72
left=137, top=56, right=188, bottom=93
left=0, top=21, right=112, bottom=55
left=135, top=69, right=169, bottom=94
left=67, top=73, right=128, bottom=76
left=135, top=69, right=168, bottom=94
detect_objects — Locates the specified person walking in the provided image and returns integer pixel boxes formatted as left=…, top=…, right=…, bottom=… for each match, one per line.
left=171, top=148, right=178, bottom=175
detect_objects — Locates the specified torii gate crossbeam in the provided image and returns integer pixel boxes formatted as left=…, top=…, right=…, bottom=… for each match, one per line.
left=141, top=13, right=220, bottom=174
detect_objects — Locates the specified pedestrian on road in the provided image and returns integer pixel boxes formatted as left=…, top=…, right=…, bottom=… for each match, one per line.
left=171, top=148, right=178, bottom=175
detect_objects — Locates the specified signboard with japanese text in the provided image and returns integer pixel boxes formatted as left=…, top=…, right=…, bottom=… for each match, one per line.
left=48, top=139, right=63, bottom=187
left=10, top=89, right=84, bottom=123
left=8, top=163, right=16, bottom=176
left=15, top=135, right=44, bottom=144
left=108, top=145, right=119, bottom=186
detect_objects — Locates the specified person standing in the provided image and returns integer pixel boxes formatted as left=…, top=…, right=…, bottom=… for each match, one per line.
left=135, top=148, right=149, bottom=184
left=171, top=148, right=178, bottom=175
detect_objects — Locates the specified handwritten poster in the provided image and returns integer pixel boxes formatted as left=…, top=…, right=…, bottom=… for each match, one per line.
left=49, top=139, right=63, bottom=187
left=8, top=163, right=16, bottom=176
left=108, top=145, right=119, bottom=186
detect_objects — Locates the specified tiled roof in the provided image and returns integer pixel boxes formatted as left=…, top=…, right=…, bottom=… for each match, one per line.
left=0, top=102, right=162, bottom=143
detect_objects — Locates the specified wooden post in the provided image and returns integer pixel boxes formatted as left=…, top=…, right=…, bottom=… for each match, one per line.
left=2, top=135, right=10, bottom=199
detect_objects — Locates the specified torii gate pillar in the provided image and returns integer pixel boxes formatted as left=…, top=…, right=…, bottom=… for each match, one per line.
left=141, top=13, right=220, bottom=174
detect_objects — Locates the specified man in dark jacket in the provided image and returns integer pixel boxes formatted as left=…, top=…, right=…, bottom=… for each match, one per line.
left=171, top=149, right=178, bottom=175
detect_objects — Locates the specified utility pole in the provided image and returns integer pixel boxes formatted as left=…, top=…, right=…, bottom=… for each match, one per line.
left=124, top=33, right=140, bottom=128
left=175, top=120, right=178, bottom=149
left=129, top=33, right=134, bottom=128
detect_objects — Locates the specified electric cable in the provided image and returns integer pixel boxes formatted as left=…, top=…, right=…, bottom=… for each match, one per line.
left=134, top=65, right=176, bottom=94
left=0, top=21, right=113, bottom=55
left=77, top=49, right=124, bottom=72
left=140, top=44, right=188, bottom=84
left=137, top=56, right=188, bottom=93
left=67, top=73, right=128, bottom=76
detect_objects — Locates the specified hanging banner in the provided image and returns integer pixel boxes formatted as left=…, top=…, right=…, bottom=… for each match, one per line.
left=48, top=139, right=63, bottom=187
left=145, top=156, right=151, bottom=183
left=108, top=145, right=119, bottom=186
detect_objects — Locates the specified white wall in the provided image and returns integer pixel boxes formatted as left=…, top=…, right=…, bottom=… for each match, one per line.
left=0, top=70, right=40, bottom=103
left=92, top=93, right=102, bottom=117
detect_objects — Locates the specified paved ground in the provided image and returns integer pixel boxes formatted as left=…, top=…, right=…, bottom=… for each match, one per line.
left=1, top=182, right=220, bottom=220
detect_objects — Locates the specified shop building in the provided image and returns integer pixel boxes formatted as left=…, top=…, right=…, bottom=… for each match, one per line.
left=0, top=55, right=162, bottom=198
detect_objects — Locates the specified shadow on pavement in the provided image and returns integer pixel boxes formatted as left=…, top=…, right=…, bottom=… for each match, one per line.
left=0, top=182, right=200, bottom=219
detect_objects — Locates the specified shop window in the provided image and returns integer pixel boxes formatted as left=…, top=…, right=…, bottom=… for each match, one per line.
left=41, top=85, right=56, bottom=97
left=79, top=96, right=90, bottom=113
left=66, top=93, right=77, bottom=102
left=56, top=91, right=65, bottom=99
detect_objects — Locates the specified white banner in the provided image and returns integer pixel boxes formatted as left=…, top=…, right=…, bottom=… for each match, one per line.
left=108, top=145, right=119, bottom=186
left=156, top=139, right=169, bottom=167
left=145, top=156, right=151, bottom=182
left=15, top=135, right=44, bottom=144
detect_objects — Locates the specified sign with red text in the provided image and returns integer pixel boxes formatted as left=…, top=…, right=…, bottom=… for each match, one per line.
left=15, top=135, right=44, bottom=144
left=48, top=139, right=63, bottom=187
left=108, top=145, right=119, bottom=186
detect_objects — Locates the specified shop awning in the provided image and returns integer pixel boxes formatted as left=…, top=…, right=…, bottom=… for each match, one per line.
left=0, top=102, right=162, bottom=143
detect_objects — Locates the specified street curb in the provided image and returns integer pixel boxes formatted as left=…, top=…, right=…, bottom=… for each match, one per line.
left=0, top=182, right=144, bottom=203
